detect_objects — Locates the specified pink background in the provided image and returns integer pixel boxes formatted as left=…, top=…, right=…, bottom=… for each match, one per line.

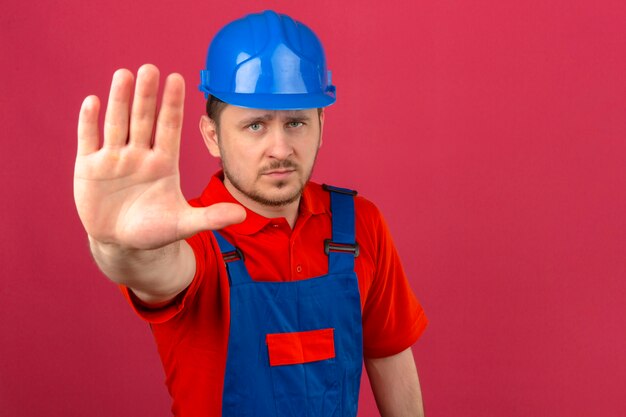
left=1, top=0, right=625, bottom=416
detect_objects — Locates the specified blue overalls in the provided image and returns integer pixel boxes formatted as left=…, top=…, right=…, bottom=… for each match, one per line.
left=212, top=186, right=363, bottom=417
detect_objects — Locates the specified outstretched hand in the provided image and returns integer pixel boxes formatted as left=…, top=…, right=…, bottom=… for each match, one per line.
left=74, top=64, right=245, bottom=250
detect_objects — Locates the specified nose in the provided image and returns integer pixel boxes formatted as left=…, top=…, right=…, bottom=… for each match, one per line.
left=266, top=128, right=294, bottom=160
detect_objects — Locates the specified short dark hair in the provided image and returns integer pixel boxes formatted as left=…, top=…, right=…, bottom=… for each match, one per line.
left=205, top=95, right=228, bottom=126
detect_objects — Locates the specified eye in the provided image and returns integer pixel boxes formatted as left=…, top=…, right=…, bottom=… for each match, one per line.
left=248, top=123, right=263, bottom=132
left=287, top=121, right=304, bottom=128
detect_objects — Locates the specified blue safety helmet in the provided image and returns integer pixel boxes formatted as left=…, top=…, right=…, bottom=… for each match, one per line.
left=199, top=10, right=336, bottom=110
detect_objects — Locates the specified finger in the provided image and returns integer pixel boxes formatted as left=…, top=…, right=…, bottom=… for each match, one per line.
left=129, top=64, right=160, bottom=148
left=177, top=203, right=247, bottom=239
left=154, top=73, right=185, bottom=155
left=103, top=69, right=134, bottom=148
left=77, top=95, right=101, bottom=156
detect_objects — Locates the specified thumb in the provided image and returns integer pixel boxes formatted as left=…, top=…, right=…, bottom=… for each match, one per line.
left=177, top=203, right=246, bottom=238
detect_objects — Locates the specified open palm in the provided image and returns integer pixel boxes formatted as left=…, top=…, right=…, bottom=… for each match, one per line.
left=74, top=65, right=245, bottom=251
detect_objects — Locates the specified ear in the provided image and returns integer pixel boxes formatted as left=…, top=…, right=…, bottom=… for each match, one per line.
left=199, top=115, right=221, bottom=157
left=318, top=109, right=325, bottom=148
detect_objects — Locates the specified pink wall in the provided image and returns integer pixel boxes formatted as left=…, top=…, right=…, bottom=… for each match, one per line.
left=2, top=1, right=625, bottom=416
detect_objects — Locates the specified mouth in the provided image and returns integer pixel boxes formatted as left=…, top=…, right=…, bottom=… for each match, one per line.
left=262, top=169, right=296, bottom=179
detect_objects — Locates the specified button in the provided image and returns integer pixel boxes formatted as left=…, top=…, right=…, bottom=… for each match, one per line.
left=273, top=224, right=279, bottom=228
left=296, top=265, right=302, bottom=273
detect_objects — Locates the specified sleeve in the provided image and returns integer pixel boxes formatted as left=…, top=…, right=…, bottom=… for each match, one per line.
left=359, top=200, right=428, bottom=358
left=119, top=231, right=213, bottom=324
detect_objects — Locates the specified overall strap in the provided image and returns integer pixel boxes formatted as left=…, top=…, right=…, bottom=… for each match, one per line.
left=212, top=231, right=252, bottom=286
left=323, top=185, right=359, bottom=274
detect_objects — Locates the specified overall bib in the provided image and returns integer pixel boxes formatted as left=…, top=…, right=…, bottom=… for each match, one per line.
left=213, top=186, right=363, bottom=417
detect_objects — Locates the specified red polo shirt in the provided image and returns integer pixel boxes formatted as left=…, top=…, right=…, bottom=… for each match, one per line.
left=122, top=172, right=427, bottom=417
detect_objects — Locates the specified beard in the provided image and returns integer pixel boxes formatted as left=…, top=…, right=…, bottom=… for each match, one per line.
left=222, top=156, right=317, bottom=208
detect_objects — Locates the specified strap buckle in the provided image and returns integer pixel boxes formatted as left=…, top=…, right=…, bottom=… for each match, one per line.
left=222, top=247, right=245, bottom=263
left=324, top=239, right=360, bottom=257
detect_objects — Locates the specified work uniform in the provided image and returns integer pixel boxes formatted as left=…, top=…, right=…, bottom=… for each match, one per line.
left=122, top=172, right=428, bottom=417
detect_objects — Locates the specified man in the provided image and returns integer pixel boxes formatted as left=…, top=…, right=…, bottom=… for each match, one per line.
left=74, top=10, right=427, bottom=417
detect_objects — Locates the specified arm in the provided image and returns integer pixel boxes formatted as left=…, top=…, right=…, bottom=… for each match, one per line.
left=365, top=347, right=425, bottom=417
left=74, top=64, right=245, bottom=304
left=88, top=238, right=196, bottom=304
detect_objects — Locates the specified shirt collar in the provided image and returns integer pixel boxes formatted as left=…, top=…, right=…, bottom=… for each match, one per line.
left=300, top=181, right=327, bottom=217
left=200, top=171, right=328, bottom=236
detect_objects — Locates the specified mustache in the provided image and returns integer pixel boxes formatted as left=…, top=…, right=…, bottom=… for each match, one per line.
left=259, top=160, right=298, bottom=174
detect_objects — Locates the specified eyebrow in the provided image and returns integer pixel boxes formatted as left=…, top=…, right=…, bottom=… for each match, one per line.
left=238, top=112, right=311, bottom=126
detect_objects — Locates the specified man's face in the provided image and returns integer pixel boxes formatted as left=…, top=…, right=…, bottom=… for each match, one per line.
left=203, top=105, right=323, bottom=208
